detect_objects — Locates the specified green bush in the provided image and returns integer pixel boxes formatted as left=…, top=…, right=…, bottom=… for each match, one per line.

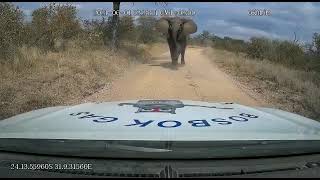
left=82, top=18, right=110, bottom=47
left=246, top=37, right=271, bottom=60
left=213, top=37, right=248, bottom=54
left=275, top=40, right=304, bottom=67
left=190, top=32, right=248, bottom=53
left=191, top=29, right=319, bottom=73
left=246, top=37, right=305, bottom=69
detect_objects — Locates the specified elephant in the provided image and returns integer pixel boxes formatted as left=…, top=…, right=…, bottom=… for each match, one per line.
left=156, top=17, right=197, bottom=65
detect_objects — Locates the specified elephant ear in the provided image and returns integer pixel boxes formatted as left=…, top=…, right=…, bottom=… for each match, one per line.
left=156, top=18, right=170, bottom=34
left=182, top=19, right=197, bottom=35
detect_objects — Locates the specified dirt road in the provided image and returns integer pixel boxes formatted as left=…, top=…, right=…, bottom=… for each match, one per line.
left=82, top=47, right=265, bottom=106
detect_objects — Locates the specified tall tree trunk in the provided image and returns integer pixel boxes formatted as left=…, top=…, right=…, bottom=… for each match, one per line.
left=111, top=2, right=120, bottom=52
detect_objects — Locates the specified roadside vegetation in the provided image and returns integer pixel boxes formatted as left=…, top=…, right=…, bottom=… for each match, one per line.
left=0, top=2, right=165, bottom=120
left=191, top=31, right=320, bottom=120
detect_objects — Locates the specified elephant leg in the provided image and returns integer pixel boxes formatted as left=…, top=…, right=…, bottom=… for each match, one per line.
left=181, top=45, right=186, bottom=65
left=172, top=59, right=178, bottom=65
left=170, top=48, right=178, bottom=65
left=168, top=41, right=178, bottom=65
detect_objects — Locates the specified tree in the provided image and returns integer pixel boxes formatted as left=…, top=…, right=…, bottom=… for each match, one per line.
left=136, top=16, right=159, bottom=44
left=110, top=2, right=120, bottom=51
left=29, top=3, right=81, bottom=51
left=51, top=3, right=80, bottom=40
left=50, top=3, right=81, bottom=51
left=110, top=2, right=168, bottom=51
left=118, top=15, right=135, bottom=42
left=312, top=33, right=320, bottom=56
left=31, top=6, right=54, bottom=51
left=200, top=31, right=210, bottom=41
left=81, top=17, right=110, bottom=48
left=195, top=30, right=213, bottom=46
left=0, top=2, right=24, bottom=60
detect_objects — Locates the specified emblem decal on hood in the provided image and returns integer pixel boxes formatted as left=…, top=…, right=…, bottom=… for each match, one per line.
left=118, top=100, right=233, bottom=114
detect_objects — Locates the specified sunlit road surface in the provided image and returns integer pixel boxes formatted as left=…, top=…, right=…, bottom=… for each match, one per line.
left=82, top=47, right=265, bottom=106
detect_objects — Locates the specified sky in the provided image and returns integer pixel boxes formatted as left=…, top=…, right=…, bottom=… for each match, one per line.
left=13, top=2, right=320, bottom=44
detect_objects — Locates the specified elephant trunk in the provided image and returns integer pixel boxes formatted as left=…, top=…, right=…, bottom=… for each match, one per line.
left=171, top=31, right=180, bottom=63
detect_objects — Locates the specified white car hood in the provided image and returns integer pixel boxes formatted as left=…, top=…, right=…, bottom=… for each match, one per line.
left=1, top=100, right=320, bottom=141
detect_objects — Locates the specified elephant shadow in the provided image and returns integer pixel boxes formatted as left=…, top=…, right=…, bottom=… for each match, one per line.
left=148, top=60, right=185, bottom=71
left=150, top=57, right=166, bottom=61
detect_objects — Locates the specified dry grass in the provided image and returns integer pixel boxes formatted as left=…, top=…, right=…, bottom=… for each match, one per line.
left=204, top=48, right=320, bottom=121
left=0, top=43, right=156, bottom=120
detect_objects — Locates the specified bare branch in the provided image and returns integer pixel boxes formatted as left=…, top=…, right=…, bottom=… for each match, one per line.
left=294, top=32, right=297, bottom=43
left=292, top=31, right=299, bottom=45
